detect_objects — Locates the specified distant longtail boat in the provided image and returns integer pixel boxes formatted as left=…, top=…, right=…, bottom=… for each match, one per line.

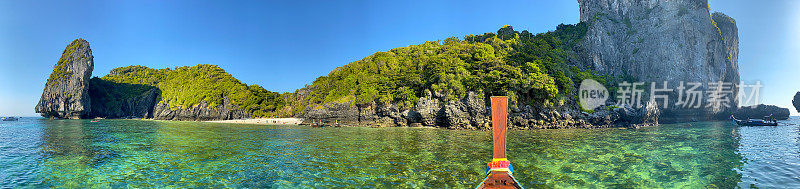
left=476, top=96, right=523, bottom=189
left=731, top=115, right=778, bottom=126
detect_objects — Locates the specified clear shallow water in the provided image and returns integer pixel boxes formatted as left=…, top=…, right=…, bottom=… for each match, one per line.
left=0, top=117, right=798, bottom=188
left=737, top=117, right=800, bottom=188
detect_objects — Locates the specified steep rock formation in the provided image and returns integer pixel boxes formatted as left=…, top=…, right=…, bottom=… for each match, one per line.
left=713, top=12, right=740, bottom=84
left=793, top=92, right=800, bottom=113
left=151, top=98, right=250, bottom=121
left=37, top=39, right=255, bottom=121
left=733, top=104, right=790, bottom=120
left=35, top=39, right=94, bottom=119
left=86, top=78, right=250, bottom=121
left=577, top=0, right=739, bottom=122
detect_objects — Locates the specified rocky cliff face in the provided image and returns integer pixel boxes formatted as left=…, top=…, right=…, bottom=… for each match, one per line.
left=577, top=0, right=739, bottom=122
left=35, top=39, right=94, bottom=119
left=88, top=79, right=250, bottom=121
left=88, top=79, right=160, bottom=119
left=713, top=12, right=739, bottom=84
left=151, top=98, right=250, bottom=121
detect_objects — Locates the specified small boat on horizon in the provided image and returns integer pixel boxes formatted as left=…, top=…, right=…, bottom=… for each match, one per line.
left=2, top=117, right=18, bottom=121
left=732, top=115, right=778, bottom=126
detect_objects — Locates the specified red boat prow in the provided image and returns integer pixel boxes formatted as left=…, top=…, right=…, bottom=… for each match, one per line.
left=477, top=96, right=523, bottom=189
left=478, top=171, right=522, bottom=189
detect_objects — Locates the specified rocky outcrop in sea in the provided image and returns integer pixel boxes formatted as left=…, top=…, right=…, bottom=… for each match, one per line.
left=37, top=39, right=250, bottom=121
left=35, top=39, right=94, bottom=119
left=733, top=104, right=790, bottom=120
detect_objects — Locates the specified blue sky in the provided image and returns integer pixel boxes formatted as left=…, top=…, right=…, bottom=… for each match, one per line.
left=0, top=0, right=798, bottom=116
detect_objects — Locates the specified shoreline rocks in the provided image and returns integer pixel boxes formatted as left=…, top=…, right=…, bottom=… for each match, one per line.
left=299, top=90, right=660, bottom=130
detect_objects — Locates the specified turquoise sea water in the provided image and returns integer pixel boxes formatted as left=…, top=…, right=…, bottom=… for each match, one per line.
left=1, top=117, right=798, bottom=188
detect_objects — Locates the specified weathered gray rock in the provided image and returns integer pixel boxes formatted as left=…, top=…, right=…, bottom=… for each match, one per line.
left=793, top=92, right=800, bottom=113
left=372, top=104, right=404, bottom=127
left=298, top=102, right=357, bottom=125
left=733, top=104, right=790, bottom=120
left=506, top=101, right=659, bottom=129
left=36, top=39, right=94, bottom=119
left=441, top=102, right=471, bottom=129
left=415, top=91, right=490, bottom=130
left=713, top=12, right=740, bottom=84
left=401, top=110, right=422, bottom=125
left=151, top=97, right=250, bottom=121
left=577, top=0, right=739, bottom=122
left=415, top=91, right=441, bottom=126
left=461, top=92, right=490, bottom=129
left=616, top=101, right=660, bottom=127
left=298, top=89, right=660, bottom=129
left=586, top=106, right=621, bottom=126
left=299, top=101, right=403, bottom=127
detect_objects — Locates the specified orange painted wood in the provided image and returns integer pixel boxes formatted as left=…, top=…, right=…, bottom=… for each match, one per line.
left=477, top=171, right=522, bottom=189
left=491, top=96, right=508, bottom=159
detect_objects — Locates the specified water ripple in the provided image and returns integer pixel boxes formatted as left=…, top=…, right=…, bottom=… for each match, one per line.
left=0, top=117, right=798, bottom=188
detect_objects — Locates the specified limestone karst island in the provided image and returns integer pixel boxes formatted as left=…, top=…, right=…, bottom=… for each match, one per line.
left=2, top=0, right=800, bottom=188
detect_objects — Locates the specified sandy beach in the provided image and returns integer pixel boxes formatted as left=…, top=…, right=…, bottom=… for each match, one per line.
left=205, top=118, right=303, bottom=125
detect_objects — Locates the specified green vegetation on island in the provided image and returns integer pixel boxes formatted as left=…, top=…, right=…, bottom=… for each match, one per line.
left=92, top=64, right=289, bottom=117
left=90, top=23, right=610, bottom=118
left=298, top=23, right=607, bottom=113
left=47, top=38, right=88, bottom=85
